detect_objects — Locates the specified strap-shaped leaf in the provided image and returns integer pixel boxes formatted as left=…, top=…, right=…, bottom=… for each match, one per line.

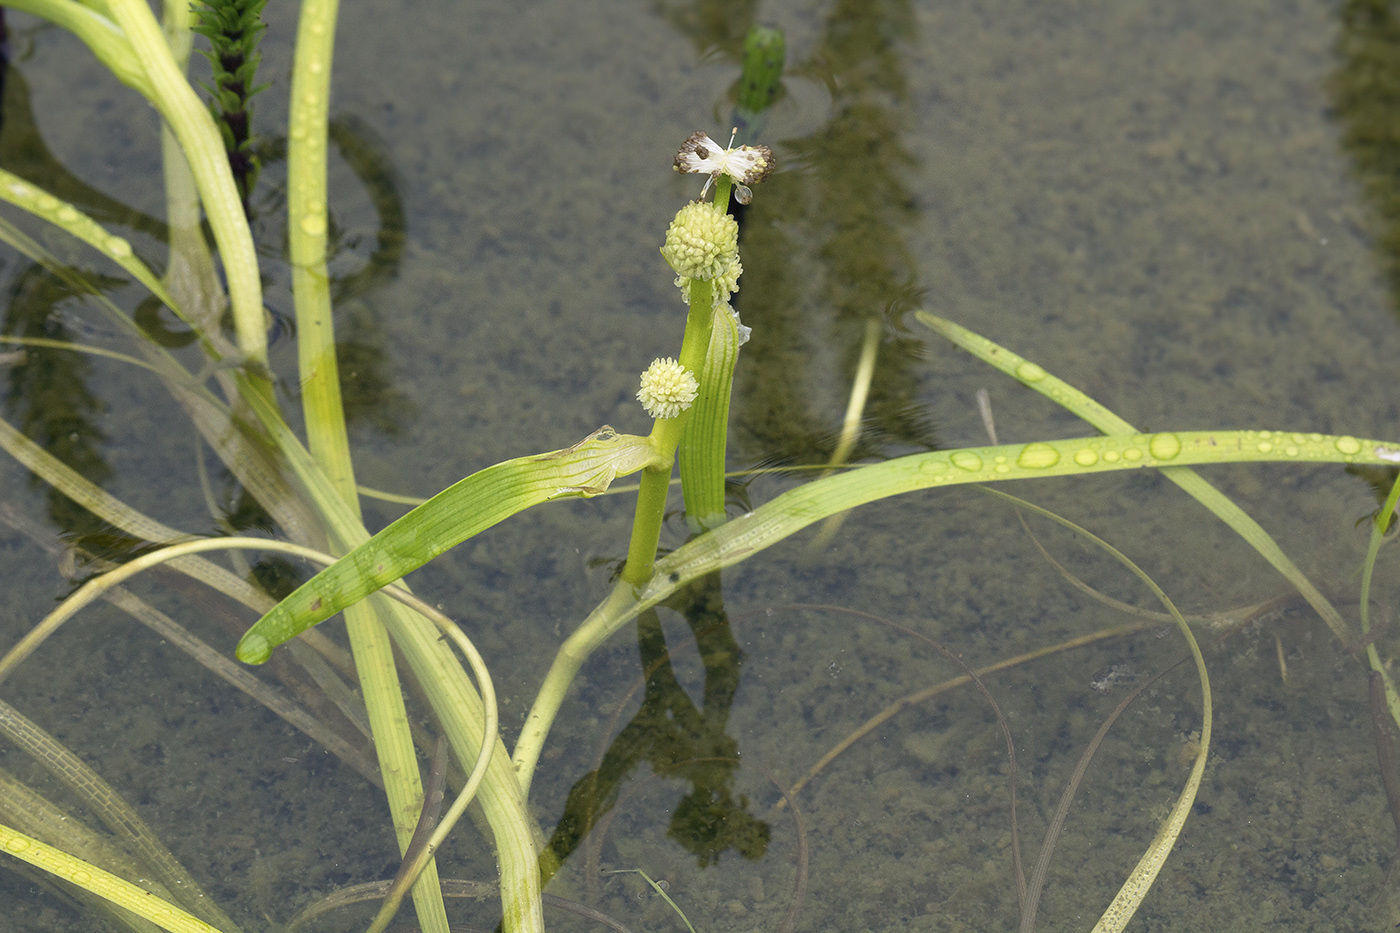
left=0, top=822, right=229, bottom=933
left=648, top=429, right=1400, bottom=592
left=236, top=429, right=659, bottom=663
left=679, top=303, right=741, bottom=529
left=917, top=311, right=1354, bottom=643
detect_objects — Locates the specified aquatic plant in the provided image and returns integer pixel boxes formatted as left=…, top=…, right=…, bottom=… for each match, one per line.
left=0, top=2, right=1397, bottom=933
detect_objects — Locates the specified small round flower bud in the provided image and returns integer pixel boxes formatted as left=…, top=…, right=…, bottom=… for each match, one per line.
left=637, top=357, right=698, bottom=420
left=660, top=202, right=738, bottom=281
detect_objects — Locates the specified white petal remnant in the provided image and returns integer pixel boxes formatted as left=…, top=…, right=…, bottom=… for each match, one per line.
left=674, top=130, right=775, bottom=196
left=660, top=201, right=738, bottom=281
left=722, top=302, right=752, bottom=346
left=637, top=357, right=699, bottom=420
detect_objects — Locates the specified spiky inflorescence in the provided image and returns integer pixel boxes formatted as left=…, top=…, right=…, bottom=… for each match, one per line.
left=192, top=0, right=269, bottom=216
left=637, top=357, right=699, bottom=420
left=673, top=255, right=742, bottom=307
left=660, top=201, right=738, bottom=282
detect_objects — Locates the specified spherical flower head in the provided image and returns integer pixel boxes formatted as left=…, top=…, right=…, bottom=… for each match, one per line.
left=637, top=357, right=698, bottom=420
left=660, top=201, right=738, bottom=281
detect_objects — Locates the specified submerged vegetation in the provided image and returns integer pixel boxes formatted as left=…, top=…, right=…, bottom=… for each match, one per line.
left=1, top=1, right=1400, bottom=932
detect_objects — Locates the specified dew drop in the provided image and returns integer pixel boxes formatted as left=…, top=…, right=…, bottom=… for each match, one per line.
left=55, top=204, right=79, bottom=224
left=1123, top=448, right=1143, bottom=461
left=1016, top=442, right=1060, bottom=470
left=1074, top=448, right=1098, bottom=466
left=70, top=870, right=91, bottom=884
left=105, top=237, right=132, bottom=258
left=1102, top=450, right=1120, bottom=463
left=6, top=836, right=29, bottom=853
left=1336, top=436, right=1362, bottom=456
left=1284, top=446, right=1299, bottom=457
left=300, top=213, right=327, bottom=236
left=36, top=194, right=59, bottom=212
left=1257, top=441, right=1273, bottom=453
left=1015, top=361, right=1047, bottom=382
left=950, top=450, right=983, bottom=472
left=920, top=459, right=948, bottom=474
left=1147, top=432, right=1181, bottom=460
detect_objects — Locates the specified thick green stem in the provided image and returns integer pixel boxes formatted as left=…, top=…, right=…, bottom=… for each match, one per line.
left=712, top=174, right=734, bottom=210
left=677, top=278, right=715, bottom=384
left=618, top=277, right=715, bottom=586
left=621, top=465, right=671, bottom=587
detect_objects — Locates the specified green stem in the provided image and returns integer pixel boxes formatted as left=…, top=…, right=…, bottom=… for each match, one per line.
left=283, top=1, right=452, bottom=930
left=515, top=583, right=639, bottom=798
left=618, top=277, right=715, bottom=586
left=677, top=278, right=716, bottom=389
left=668, top=174, right=743, bottom=530
left=3, top=0, right=152, bottom=96
left=621, top=464, right=672, bottom=586
left=287, top=0, right=354, bottom=493
left=105, top=0, right=268, bottom=368
left=1360, top=474, right=1400, bottom=728
left=712, top=174, right=734, bottom=210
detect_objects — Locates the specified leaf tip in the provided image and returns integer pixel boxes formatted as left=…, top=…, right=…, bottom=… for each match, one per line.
left=235, top=631, right=272, bottom=664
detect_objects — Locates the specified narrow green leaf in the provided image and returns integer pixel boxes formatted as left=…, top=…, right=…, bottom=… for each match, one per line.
left=251, top=425, right=1398, bottom=670
left=916, top=312, right=1355, bottom=644
left=3, top=0, right=153, bottom=97
left=679, top=302, right=740, bottom=529
left=236, top=429, right=659, bottom=663
left=0, top=822, right=230, bottom=933
left=649, top=429, right=1400, bottom=596
left=521, top=426, right=1389, bottom=786
left=0, top=169, right=178, bottom=313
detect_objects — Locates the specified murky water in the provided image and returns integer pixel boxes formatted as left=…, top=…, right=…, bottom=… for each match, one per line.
left=3, top=0, right=1400, bottom=930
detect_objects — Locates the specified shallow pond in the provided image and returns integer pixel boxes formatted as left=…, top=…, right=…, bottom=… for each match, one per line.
left=3, top=0, right=1400, bottom=931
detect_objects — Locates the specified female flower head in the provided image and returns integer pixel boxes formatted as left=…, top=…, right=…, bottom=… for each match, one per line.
left=660, top=201, right=738, bottom=282
left=674, top=129, right=775, bottom=203
left=637, top=357, right=698, bottom=420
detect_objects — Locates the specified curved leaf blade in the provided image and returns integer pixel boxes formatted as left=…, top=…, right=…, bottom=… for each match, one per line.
left=236, top=429, right=657, bottom=663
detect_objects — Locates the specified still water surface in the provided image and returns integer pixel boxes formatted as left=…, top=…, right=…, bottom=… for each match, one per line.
left=3, top=1, right=1400, bottom=930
